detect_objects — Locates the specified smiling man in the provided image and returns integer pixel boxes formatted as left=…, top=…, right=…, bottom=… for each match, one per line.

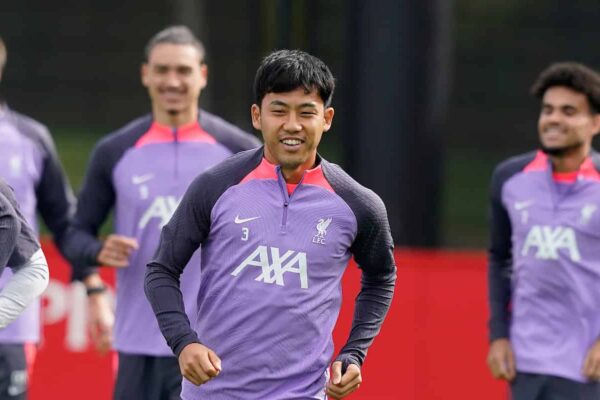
left=486, top=62, right=600, bottom=399
left=145, top=49, right=397, bottom=400
left=63, top=26, right=260, bottom=399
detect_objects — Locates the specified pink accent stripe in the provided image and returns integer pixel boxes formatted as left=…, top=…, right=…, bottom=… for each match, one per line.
left=552, top=171, right=578, bottom=183
left=578, top=157, right=600, bottom=182
left=240, top=158, right=335, bottom=193
left=111, top=350, right=119, bottom=383
left=302, top=165, right=334, bottom=193
left=523, top=151, right=548, bottom=172
left=24, top=342, right=37, bottom=385
left=240, top=158, right=278, bottom=184
left=134, top=121, right=217, bottom=148
left=286, top=183, right=297, bottom=195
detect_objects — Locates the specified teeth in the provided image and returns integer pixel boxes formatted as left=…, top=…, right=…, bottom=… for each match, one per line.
left=282, top=139, right=301, bottom=145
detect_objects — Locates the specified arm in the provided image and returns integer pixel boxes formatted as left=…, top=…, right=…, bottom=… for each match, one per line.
left=33, top=125, right=76, bottom=257
left=486, top=166, right=516, bottom=381
left=144, top=175, right=212, bottom=356
left=61, top=139, right=117, bottom=277
left=335, top=195, right=396, bottom=369
left=328, top=194, right=396, bottom=399
left=0, top=249, right=49, bottom=328
left=144, top=174, right=222, bottom=386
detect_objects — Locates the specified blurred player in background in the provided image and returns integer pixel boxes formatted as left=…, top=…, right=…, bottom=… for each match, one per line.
left=0, top=35, right=85, bottom=400
left=0, top=178, right=49, bottom=329
left=145, top=49, right=396, bottom=400
left=63, top=25, right=260, bottom=400
left=487, top=62, right=600, bottom=399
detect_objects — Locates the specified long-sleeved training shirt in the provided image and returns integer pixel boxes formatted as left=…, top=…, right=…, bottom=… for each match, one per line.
left=0, top=179, right=49, bottom=328
left=488, top=150, right=600, bottom=382
left=145, top=147, right=397, bottom=399
left=0, top=105, right=75, bottom=343
left=63, top=110, right=260, bottom=356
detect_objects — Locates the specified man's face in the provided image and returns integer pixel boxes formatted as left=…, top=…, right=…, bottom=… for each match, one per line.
left=141, top=43, right=207, bottom=116
left=251, top=87, right=334, bottom=171
left=538, top=86, right=600, bottom=155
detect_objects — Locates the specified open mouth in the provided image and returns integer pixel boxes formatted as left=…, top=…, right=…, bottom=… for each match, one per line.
left=280, top=138, right=304, bottom=149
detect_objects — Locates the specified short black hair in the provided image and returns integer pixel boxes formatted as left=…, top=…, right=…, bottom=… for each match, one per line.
left=253, top=49, right=335, bottom=107
left=531, top=62, right=600, bottom=114
left=144, top=25, right=205, bottom=63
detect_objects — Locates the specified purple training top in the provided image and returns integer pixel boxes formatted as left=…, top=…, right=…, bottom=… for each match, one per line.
left=488, top=150, right=600, bottom=382
left=146, top=148, right=397, bottom=399
left=63, top=111, right=260, bottom=356
left=0, top=105, right=74, bottom=343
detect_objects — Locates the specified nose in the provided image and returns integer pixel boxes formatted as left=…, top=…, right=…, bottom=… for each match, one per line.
left=164, top=70, right=182, bottom=88
left=283, top=112, right=302, bottom=132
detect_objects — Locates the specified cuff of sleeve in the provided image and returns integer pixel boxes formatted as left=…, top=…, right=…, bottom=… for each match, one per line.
left=489, top=323, right=510, bottom=342
left=335, top=354, right=362, bottom=372
left=173, top=334, right=202, bottom=358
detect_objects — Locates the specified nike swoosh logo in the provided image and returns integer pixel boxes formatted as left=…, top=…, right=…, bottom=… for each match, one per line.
left=234, top=215, right=260, bottom=224
left=514, top=200, right=533, bottom=211
left=132, top=174, right=155, bottom=185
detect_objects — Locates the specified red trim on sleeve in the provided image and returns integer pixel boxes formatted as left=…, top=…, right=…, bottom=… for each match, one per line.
left=134, top=121, right=217, bottom=148
left=578, top=156, right=600, bottom=182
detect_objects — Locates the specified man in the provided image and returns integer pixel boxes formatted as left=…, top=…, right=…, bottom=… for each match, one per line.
left=0, top=35, right=83, bottom=400
left=487, top=62, right=600, bottom=399
left=0, top=178, right=49, bottom=329
left=145, top=49, right=397, bottom=400
left=63, top=26, right=260, bottom=400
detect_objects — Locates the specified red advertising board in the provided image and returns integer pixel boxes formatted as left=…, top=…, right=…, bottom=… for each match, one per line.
left=29, top=242, right=507, bottom=400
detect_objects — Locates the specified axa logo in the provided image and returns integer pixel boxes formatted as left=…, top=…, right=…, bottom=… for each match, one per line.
left=521, top=225, right=581, bottom=262
left=231, top=245, right=309, bottom=289
left=138, top=196, right=181, bottom=229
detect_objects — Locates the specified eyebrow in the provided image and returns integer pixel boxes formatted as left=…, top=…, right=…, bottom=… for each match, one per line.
left=268, top=100, right=318, bottom=109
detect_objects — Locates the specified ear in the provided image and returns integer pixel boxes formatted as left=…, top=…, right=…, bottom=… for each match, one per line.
left=323, top=107, right=335, bottom=132
left=199, top=63, right=208, bottom=90
left=140, top=63, right=149, bottom=87
left=251, top=104, right=262, bottom=130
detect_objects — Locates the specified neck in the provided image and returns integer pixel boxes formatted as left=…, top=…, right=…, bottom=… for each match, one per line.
left=549, top=144, right=590, bottom=172
left=153, top=106, right=198, bottom=128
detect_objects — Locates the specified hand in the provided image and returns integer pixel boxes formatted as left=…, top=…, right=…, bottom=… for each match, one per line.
left=178, top=343, right=222, bottom=386
left=326, top=361, right=362, bottom=399
left=487, top=338, right=516, bottom=381
left=96, top=234, right=138, bottom=268
left=87, top=292, right=114, bottom=354
left=583, top=339, right=600, bottom=380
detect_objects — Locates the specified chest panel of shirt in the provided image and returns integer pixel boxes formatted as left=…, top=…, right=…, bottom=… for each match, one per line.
left=504, top=171, right=600, bottom=273
left=204, top=179, right=358, bottom=293
left=0, top=121, right=42, bottom=229
left=113, top=141, right=232, bottom=236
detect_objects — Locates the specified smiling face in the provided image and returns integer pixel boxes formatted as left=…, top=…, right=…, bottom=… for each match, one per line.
left=251, top=87, right=334, bottom=182
left=538, top=85, right=600, bottom=156
left=141, top=43, right=207, bottom=126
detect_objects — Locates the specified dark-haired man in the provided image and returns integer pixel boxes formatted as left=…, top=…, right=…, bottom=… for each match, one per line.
left=63, top=26, right=260, bottom=400
left=487, top=62, right=600, bottom=399
left=145, top=49, right=397, bottom=399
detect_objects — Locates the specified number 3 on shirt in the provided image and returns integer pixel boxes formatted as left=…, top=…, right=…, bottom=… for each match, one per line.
left=241, top=227, right=249, bottom=241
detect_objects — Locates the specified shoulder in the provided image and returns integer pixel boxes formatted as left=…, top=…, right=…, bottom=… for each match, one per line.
left=189, top=147, right=263, bottom=191
left=94, top=114, right=153, bottom=153
left=6, top=109, right=55, bottom=152
left=321, top=159, right=387, bottom=223
left=199, top=109, right=261, bottom=152
left=492, top=151, right=538, bottom=181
